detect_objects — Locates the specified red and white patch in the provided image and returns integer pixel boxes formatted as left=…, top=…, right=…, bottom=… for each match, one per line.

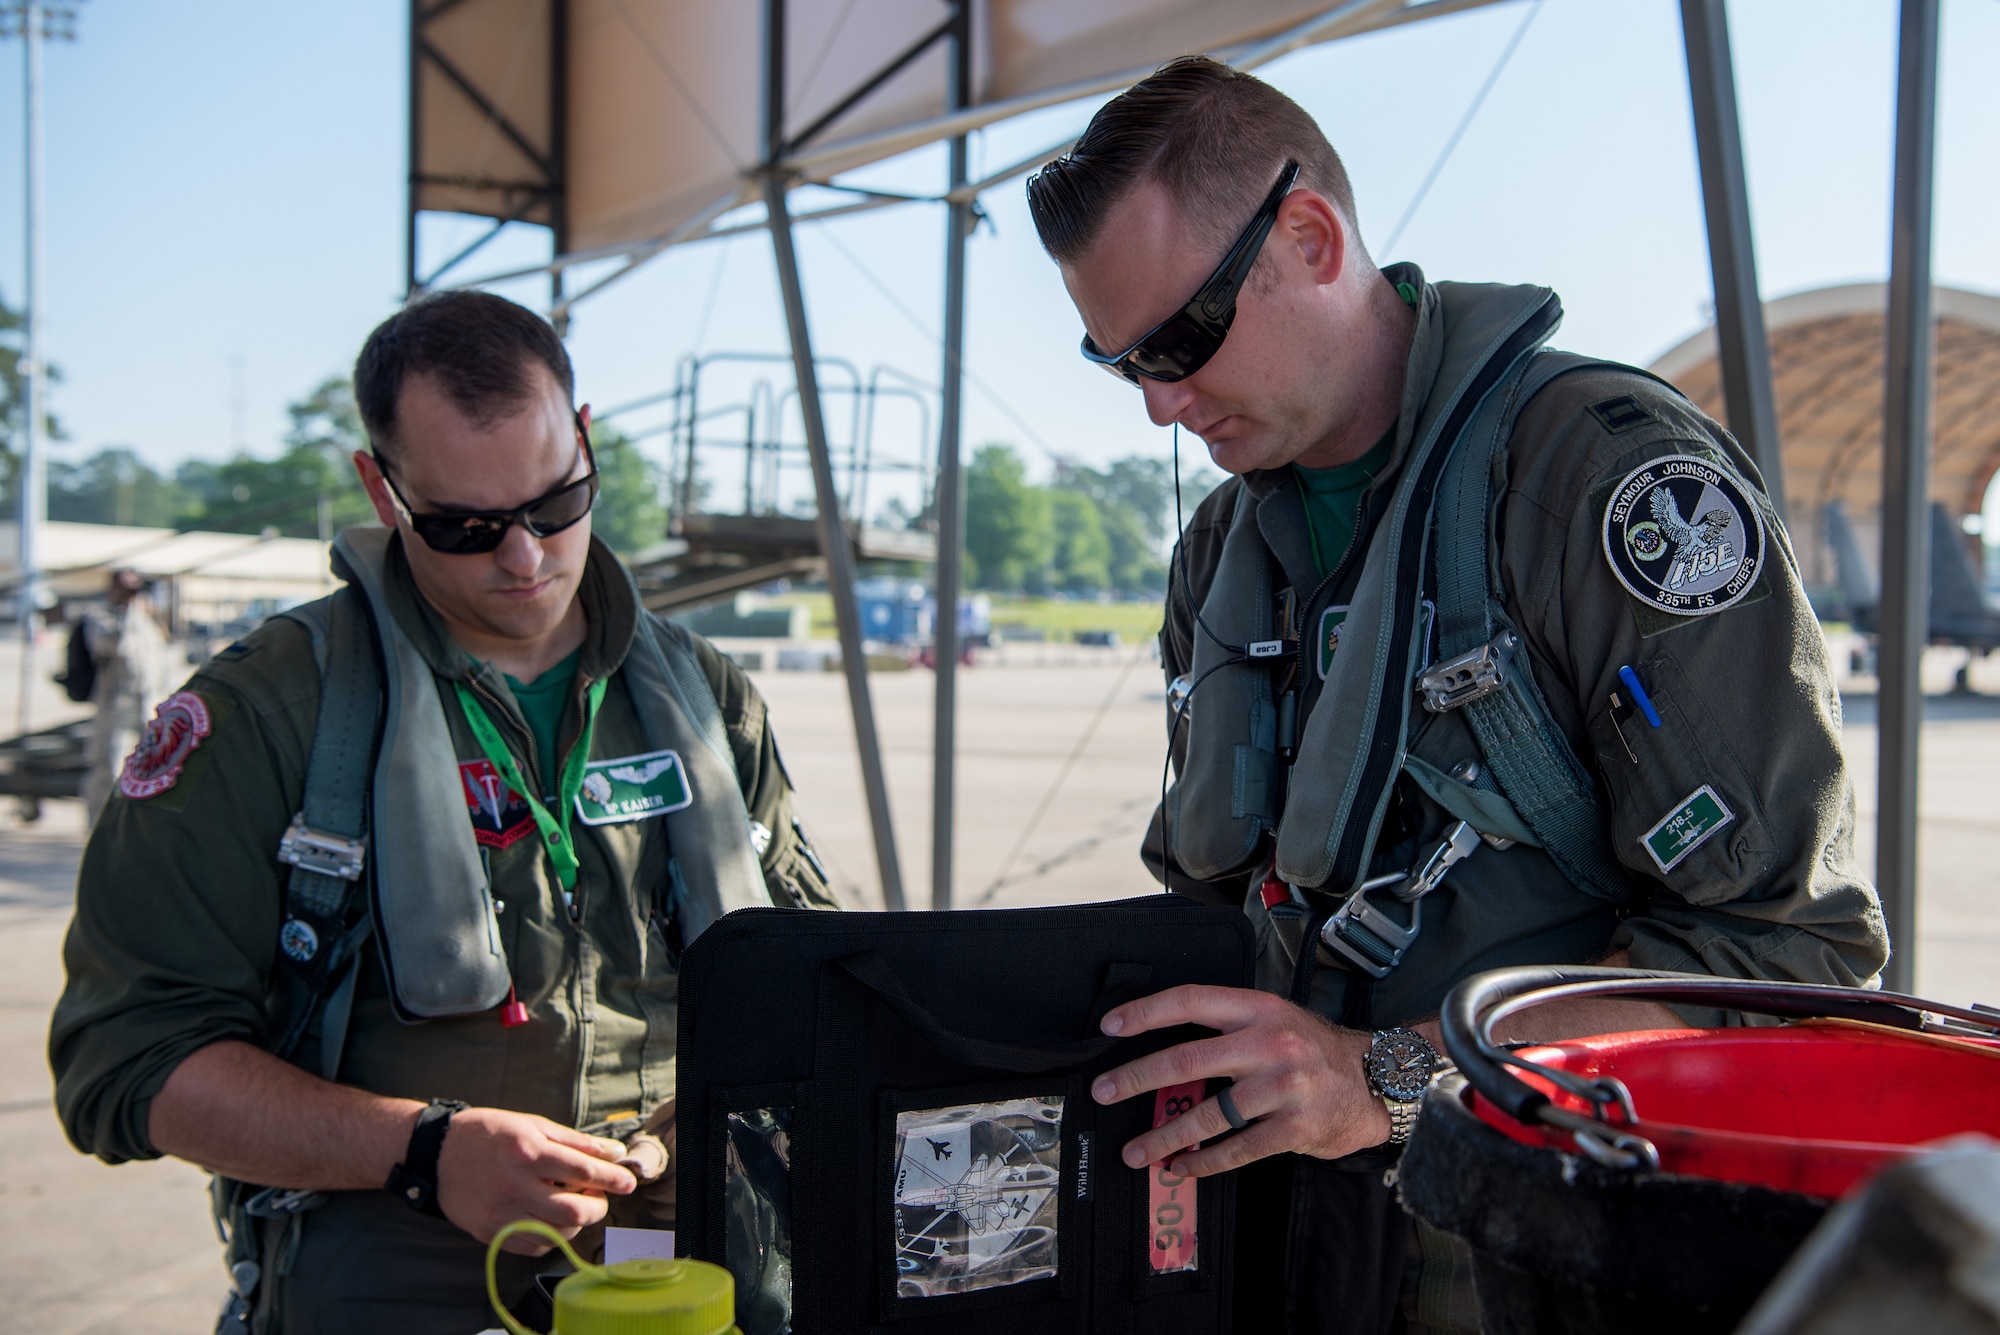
left=459, top=759, right=536, bottom=850
left=117, top=692, right=213, bottom=799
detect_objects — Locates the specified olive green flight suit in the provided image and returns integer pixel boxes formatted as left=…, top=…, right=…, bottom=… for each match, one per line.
left=49, top=533, right=836, bottom=1333
left=1145, top=267, right=1886, bottom=1334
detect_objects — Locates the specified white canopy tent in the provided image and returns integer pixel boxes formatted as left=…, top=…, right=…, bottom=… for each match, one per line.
left=409, top=0, right=1944, bottom=993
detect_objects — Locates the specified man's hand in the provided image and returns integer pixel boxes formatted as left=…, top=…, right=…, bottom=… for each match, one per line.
left=437, top=1108, right=636, bottom=1252
left=1092, top=984, right=1389, bottom=1178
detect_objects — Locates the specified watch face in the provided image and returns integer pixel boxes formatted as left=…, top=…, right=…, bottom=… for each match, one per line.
left=1367, top=1028, right=1437, bottom=1101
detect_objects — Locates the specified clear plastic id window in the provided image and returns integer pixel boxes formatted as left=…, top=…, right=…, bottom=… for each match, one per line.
left=724, top=1108, right=794, bottom=1335
left=892, top=1097, right=1064, bottom=1298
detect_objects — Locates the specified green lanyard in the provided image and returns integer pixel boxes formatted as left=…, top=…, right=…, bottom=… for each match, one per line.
left=453, top=676, right=606, bottom=894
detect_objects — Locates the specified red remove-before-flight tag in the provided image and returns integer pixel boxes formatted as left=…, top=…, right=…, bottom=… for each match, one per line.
left=1148, top=1080, right=1205, bottom=1273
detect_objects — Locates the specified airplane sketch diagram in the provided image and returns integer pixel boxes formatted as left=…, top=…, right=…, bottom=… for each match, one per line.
left=893, top=1098, right=1064, bottom=1298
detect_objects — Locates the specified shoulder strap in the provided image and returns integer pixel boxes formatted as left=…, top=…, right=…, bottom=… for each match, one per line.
left=267, top=589, right=383, bottom=1076
left=641, top=613, right=740, bottom=784
left=1431, top=351, right=1645, bottom=904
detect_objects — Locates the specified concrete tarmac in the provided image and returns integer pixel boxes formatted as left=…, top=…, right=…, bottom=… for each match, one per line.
left=2, top=645, right=1994, bottom=1331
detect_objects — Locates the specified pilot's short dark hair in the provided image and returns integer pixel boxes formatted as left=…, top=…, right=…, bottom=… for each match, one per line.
left=354, top=290, right=574, bottom=460
left=1027, top=56, right=1358, bottom=266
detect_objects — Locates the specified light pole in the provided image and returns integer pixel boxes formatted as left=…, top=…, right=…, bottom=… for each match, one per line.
left=3, top=2, right=78, bottom=736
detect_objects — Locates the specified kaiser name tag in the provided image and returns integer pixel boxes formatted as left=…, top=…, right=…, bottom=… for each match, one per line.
left=574, top=749, right=694, bottom=826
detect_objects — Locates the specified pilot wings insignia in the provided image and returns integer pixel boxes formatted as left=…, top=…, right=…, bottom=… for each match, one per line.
left=608, top=757, right=678, bottom=786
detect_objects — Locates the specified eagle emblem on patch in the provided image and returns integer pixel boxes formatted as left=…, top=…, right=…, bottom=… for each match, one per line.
left=1601, top=454, right=1765, bottom=618
left=117, top=691, right=213, bottom=799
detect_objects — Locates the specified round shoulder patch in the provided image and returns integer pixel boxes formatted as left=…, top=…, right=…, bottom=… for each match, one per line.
left=1601, top=454, right=1765, bottom=617
left=117, top=691, right=213, bottom=800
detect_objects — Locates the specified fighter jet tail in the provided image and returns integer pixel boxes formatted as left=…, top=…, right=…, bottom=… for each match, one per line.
left=1822, top=500, right=2000, bottom=689
left=1824, top=501, right=1879, bottom=632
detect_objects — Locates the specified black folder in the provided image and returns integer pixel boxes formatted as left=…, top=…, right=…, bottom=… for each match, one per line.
left=675, top=896, right=1255, bottom=1335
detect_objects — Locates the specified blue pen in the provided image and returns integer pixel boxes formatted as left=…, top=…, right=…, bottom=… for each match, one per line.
left=1618, top=665, right=1662, bottom=728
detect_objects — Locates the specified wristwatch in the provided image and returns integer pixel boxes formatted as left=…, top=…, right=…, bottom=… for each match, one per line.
left=384, top=1098, right=469, bottom=1216
left=1364, top=1027, right=1442, bottom=1145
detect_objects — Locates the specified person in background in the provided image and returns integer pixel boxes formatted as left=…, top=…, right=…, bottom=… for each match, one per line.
left=79, top=568, right=174, bottom=825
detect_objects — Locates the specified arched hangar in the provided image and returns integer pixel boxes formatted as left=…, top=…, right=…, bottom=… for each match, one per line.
left=1649, top=283, right=2000, bottom=594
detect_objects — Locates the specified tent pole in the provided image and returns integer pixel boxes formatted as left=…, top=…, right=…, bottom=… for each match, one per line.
left=549, top=0, right=570, bottom=334
left=1877, top=0, right=1940, bottom=995
left=763, top=0, right=906, bottom=911
left=931, top=1, right=972, bottom=912
left=1678, top=0, right=1785, bottom=520
left=765, top=175, right=906, bottom=912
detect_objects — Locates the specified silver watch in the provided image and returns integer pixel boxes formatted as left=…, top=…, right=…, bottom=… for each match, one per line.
left=1364, top=1026, right=1442, bottom=1145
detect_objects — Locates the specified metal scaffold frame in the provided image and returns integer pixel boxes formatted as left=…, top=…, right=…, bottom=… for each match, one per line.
left=403, top=0, right=1945, bottom=963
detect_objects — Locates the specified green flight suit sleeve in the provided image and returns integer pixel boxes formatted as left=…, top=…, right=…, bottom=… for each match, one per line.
left=1501, top=369, right=1888, bottom=1024
left=48, top=618, right=320, bottom=1163
left=683, top=632, right=840, bottom=910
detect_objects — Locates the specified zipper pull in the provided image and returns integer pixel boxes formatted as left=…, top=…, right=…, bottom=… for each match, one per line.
left=500, top=982, right=530, bottom=1028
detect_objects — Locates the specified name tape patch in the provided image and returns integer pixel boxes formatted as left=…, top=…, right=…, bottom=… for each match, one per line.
left=1602, top=454, right=1765, bottom=619
left=574, top=748, right=692, bottom=826
left=1641, top=783, right=1735, bottom=873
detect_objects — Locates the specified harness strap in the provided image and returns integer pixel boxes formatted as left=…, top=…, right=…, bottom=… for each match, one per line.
left=267, top=589, right=383, bottom=1065
left=1432, top=350, right=1645, bottom=904
left=647, top=616, right=739, bottom=782
left=216, top=590, right=385, bottom=1327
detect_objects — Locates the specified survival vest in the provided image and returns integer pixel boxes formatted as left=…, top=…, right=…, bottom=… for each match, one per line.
left=214, top=529, right=771, bottom=1331
left=1169, top=279, right=1644, bottom=907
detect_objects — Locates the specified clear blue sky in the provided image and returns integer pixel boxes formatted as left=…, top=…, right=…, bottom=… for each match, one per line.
left=4, top=0, right=1997, bottom=526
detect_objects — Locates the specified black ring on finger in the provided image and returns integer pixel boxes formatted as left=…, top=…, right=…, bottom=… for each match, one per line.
left=1215, top=1084, right=1250, bottom=1131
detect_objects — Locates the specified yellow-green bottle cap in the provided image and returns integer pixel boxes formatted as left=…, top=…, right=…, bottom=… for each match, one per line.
left=554, top=1256, right=736, bottom=1335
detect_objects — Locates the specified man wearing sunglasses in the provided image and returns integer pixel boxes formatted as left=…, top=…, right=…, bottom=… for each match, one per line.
left=52, top=290, right=837, bottom=1332
left=1028, top=58, right=1883, bottom=1331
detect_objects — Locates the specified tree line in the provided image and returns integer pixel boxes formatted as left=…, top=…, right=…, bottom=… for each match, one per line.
left=964, top=443, right=1219, bottom=597
left=25, top=375, right=669, bottom=555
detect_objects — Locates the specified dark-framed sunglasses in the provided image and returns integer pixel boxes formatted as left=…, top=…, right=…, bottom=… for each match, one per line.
left=377, top=410, right=600, bottom=555
left=1081, top=159, right=1301, bottom=386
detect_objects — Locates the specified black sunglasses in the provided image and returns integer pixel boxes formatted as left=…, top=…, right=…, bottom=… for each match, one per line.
left=377, top=411, right=600, bottom=555
left=1081, top=160, right=1301, bottom=386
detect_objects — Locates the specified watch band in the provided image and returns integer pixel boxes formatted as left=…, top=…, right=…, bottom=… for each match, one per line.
left=385, top=1098, right=469, bottom=1216
left=1384, top=1094, right=1423, bottom=1145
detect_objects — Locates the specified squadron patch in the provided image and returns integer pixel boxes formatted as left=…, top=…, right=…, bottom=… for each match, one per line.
left=1601, top=454, right=1765, bottom=618
left=117, top=691, right=213, bottom=799
left=460, top=759, right=536, bottom=850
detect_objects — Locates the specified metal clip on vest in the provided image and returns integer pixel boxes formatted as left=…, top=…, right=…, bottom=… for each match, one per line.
left=277, top=815, right=367, bottom=881
left=1321, top=821, right=1481, bottom=978
left=1418, top=632, right=1518, bottom=714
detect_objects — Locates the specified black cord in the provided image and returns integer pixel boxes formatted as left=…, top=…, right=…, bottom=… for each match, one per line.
left=1160, top=422, right=1275, bottom=891
left=1171, top=424, right=1244, bottom=660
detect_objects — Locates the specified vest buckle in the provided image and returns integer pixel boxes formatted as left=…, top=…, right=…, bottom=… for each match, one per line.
left=1320, top=821, right=1480, bottom=978
left=277, top=815, right=367, bottom=882
left=1417, top=633, right=1517, bottom=714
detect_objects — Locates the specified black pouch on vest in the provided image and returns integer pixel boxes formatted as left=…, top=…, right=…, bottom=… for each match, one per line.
left=676, top=897, right=1255, bottom=1335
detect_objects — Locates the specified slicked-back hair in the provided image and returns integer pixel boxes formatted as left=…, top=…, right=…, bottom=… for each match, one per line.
left=1027, top=56, right=1358, bottom=267
left=354, top=290, right=575, bottom=461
